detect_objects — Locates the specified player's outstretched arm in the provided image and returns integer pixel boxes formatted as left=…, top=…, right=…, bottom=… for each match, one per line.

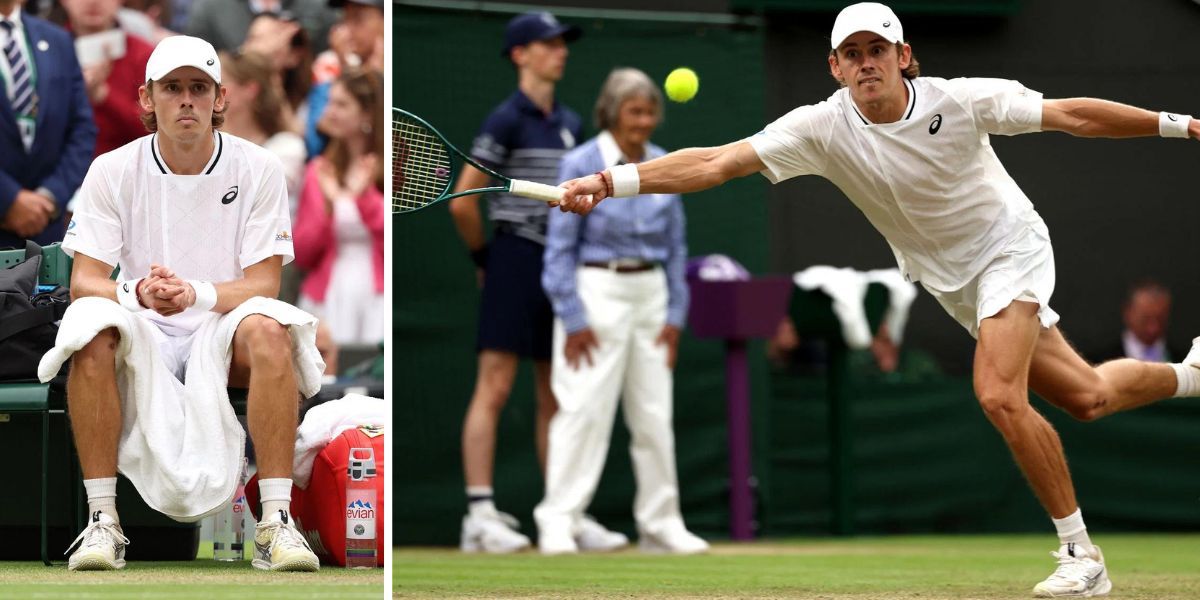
left=1042, top=98, right=1198, bottom=140
left=557, top=140, right=766, bottom=215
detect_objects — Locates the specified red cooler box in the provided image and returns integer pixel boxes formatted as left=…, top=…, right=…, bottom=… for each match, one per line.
left=247, top=426, right=385, bottom=566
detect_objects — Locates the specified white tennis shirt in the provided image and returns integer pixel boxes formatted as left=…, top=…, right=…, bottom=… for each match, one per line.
left=750, top=76, right=1048, bottom=292
left=64, top=131, right=295, bottom=334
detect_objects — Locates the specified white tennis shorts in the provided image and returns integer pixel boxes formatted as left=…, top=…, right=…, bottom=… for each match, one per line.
left=146, top=321, right=199, bottom=382
left=923, top=229, right=1060, bottom=339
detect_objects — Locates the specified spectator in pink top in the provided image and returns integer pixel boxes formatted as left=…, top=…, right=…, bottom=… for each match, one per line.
left=293, top=68, right=383, bottom=345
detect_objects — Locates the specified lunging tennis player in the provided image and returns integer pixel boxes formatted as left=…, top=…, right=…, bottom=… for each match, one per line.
left=556, top=3, right=1198, bottom=597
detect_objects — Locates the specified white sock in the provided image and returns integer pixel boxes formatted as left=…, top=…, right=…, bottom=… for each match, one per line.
left=467, top=486, right=496, bottom=518
left=258, top=478, right=293, bottom=520
left=1052, top=508, right=1094, bottom=554
left=1169, top=363, right=1200, bottom=397
left=84, top=477, right=119, bottom=523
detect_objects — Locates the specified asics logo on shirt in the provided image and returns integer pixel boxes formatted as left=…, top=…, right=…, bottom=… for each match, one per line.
left=929, top=114, right=943, bottom=135
left=221, top=186, right=239, bottom=205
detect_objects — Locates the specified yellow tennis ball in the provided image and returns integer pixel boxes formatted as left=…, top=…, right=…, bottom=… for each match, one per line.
left=664, top=67, right=699, bottom=103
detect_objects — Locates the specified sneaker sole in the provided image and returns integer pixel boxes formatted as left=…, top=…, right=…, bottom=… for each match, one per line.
left=1032, top=577, right=1112, bottom=598
left=68, top=555, right=125, bottom=571
left=251, top=556, right=320, bottom=572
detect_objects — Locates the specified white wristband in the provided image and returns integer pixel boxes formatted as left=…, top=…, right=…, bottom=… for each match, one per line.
left=1159, top=112, right=1192, bottom=138
left=608, top=163, right=640, bottom=198
left=116, top=278, right=144, bottom=312
left=188, top=280, right=218, bottom=312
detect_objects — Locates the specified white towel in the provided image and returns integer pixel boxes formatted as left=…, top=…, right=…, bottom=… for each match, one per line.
left=794, top=266, right=872, bottom=349
left=38, top=296, right=324, bottom=522
left=864, top=269, right=918, bottom=344
left=292, top=394, right=385, bottom=489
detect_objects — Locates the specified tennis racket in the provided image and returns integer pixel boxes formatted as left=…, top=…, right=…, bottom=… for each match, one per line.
left=392, top=107, right=574, bottom=214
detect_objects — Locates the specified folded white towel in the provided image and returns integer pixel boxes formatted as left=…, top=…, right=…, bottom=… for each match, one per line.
left=39, top=296, right=324, bottom=522
left=293, top=393, right=385, bottom=488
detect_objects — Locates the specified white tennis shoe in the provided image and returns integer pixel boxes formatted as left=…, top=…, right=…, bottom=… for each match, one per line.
left=461, top=509, right=531, bottom=554
left=1033, top=543, right=1111, bottom=597
left=576, top=515, right=628, bottom=552
left=638, top=524, right=709, bottom=555
left=67, top=511, right=128, bottom=571
left=252, top=510, right=320, bottom=571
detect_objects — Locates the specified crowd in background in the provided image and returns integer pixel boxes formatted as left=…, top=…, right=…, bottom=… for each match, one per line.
left=0, top=0, right=385, bottom=375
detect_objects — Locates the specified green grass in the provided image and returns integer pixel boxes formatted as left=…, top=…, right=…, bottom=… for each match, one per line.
left=394, top=534, right=1200, bottom=599
left=0, top=541, right=383, bottom=599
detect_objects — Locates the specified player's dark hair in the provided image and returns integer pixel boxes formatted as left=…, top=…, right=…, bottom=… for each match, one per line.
left=323, top=69, right=385, bottom=192
left=139, top=81, right=227, bottom=132
left=828, top=42, right=920, bottom=87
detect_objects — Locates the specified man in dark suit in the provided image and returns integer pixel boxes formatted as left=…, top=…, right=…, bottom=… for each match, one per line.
left=0, top=0, right=95, bottom=249
left=1096, top=279, right=1185, bottom=363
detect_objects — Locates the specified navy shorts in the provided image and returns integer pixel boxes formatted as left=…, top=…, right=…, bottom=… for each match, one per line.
left=477, top=229, right=553, bottom=360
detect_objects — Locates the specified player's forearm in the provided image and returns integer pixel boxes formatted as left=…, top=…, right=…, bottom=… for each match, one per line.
left=1043, top=98, right=1161, bottom=138
left=211, top=277, right=280, bottom=313
left=70, top=276, right=119, bottom=303
left=637, top=141, right=764, bottom=195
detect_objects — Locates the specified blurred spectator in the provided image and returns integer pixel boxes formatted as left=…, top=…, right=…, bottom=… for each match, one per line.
left=535, top=67, right=707, bottom=555
left=240, top=12, right=311, bottom=125
left=292, top=69, right=383, bottom=345
left=117, top=0, right=171, bottom=42
left=1096, top=279, right=1183, bottom=363
left=219, top=50, right=304, bottom=207
left=303, top=0, right=378, bottom=157
left=185, top=0, right=334, bottom=55
left=48, top=0, right=175, bottom=44
left=0, top=0, right=95, bottom=248
left=59, top=0, right=155, bottom=156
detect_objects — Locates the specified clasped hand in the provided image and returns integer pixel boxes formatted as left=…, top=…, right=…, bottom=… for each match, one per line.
left=137, top=264, right=195, bottom=317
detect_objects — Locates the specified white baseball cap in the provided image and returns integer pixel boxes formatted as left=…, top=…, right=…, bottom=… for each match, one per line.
left=145, top=35, right=221, bottom=84
left=830, top=2, right=904, bottom=49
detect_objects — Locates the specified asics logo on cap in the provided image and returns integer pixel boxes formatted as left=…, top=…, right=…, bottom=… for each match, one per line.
left=883, top=21, right=891, bottom=27
left=207, top=59, right=214, bottom=66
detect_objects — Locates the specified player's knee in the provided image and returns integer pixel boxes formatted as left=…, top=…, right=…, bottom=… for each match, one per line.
left=976, top=389, right=1028, bottom=428
left=1063, top=390, right=1106, bottom=422
left=242, top=316, right=292, bottom=367
left=72, top=328, right=119, bottom=375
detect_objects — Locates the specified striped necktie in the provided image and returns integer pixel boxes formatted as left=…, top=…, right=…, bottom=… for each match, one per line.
left=1, top=20, right=37, bottom=118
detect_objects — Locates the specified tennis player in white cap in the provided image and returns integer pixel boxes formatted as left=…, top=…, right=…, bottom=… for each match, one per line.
left=557, top=3, right=1199, bottom=597
left=62, top=35, right=320, bottom=572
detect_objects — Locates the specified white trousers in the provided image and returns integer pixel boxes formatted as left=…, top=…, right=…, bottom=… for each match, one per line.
left=534, top=267, right=687, bottom=537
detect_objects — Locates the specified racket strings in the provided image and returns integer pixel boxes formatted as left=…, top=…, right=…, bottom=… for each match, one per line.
left=392, top=115, right=453, bottom=212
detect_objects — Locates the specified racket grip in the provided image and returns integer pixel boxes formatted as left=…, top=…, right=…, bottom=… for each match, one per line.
left=509, top=179, right=566, bottom=203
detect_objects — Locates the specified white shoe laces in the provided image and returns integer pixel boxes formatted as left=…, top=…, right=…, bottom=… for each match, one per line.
left=260, top=519, right=310, bottom=555
left=66, top=519, right=128, bottom=556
